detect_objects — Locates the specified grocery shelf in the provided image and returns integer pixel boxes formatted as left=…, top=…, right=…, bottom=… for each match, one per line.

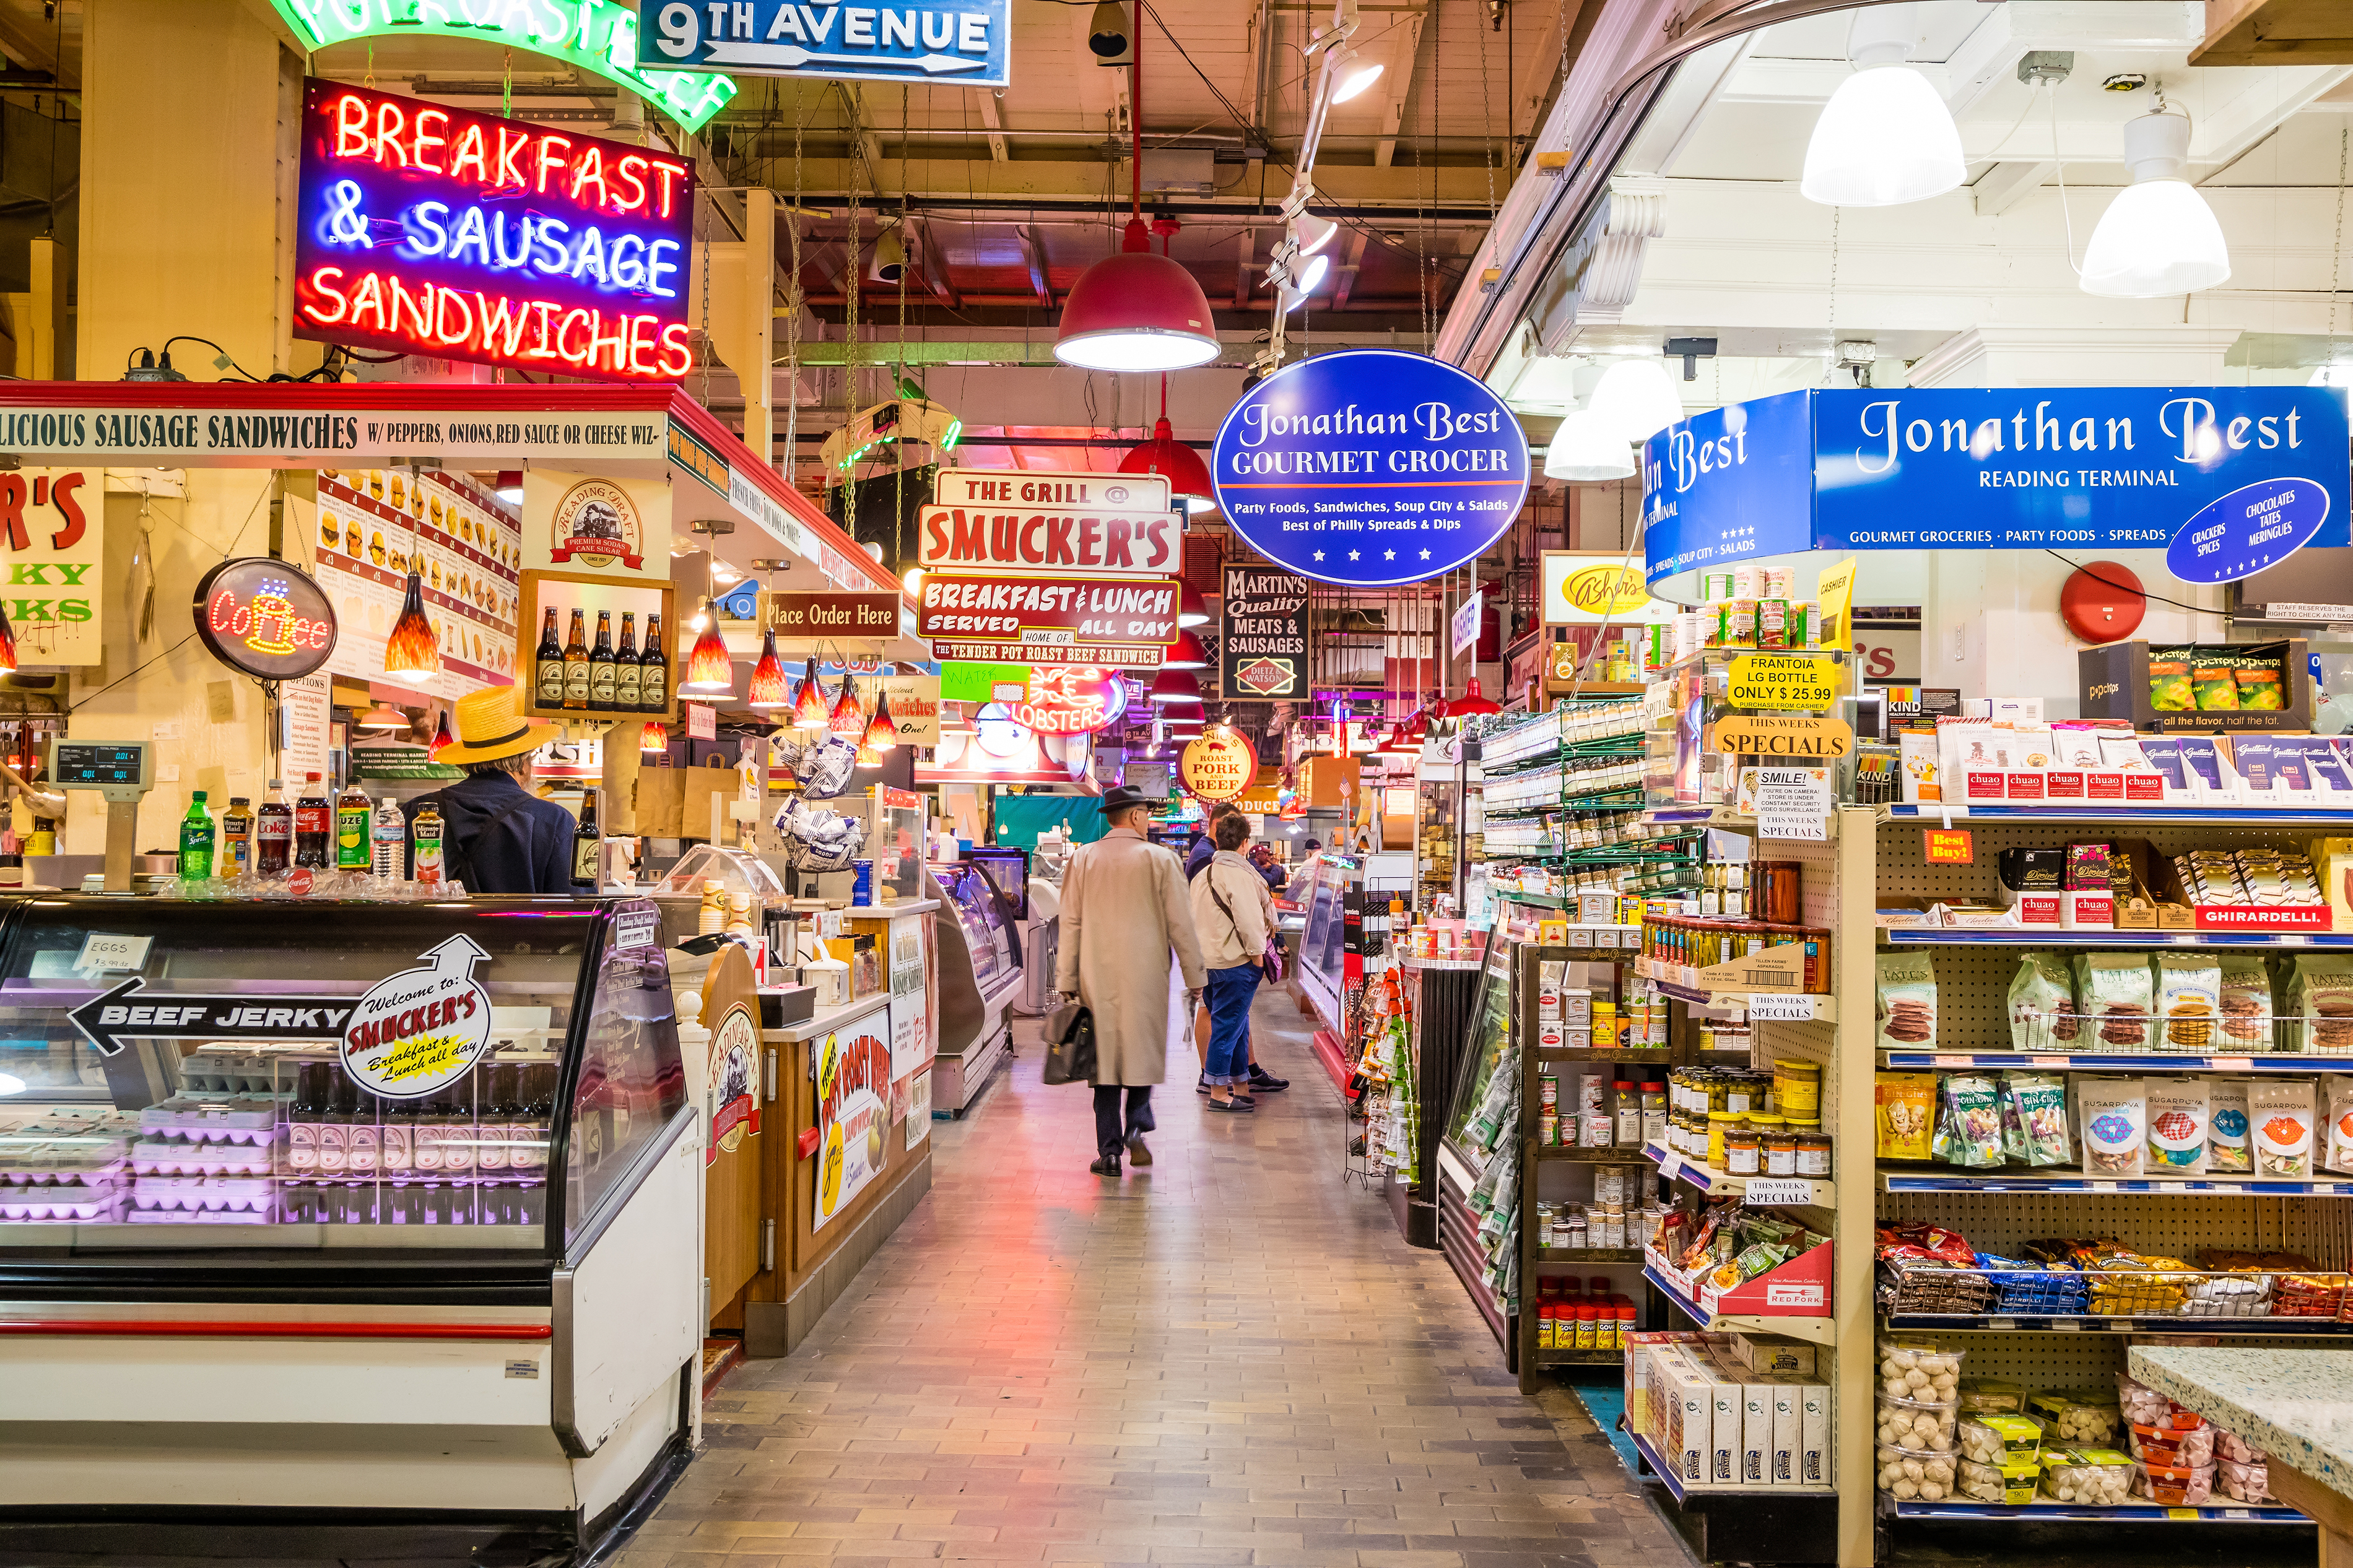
left=1644, top=1263, right=1838, bottom=1347
left=1882, top=927, right=2353, bottom=949
left=1877, top=1164, right=2353, bottom=1195
left=1883, top=1498, right=2307, bottom=1524
left=1884, top=803, right=2353, bottom=829
left=1881, top=1312, right=2353, bottom=1336
left=1534, top=1046, right=1674, bottom=1062
left=1533, top=1347, right=1627, bottom=1365
left=1536, top=1246, right=1644, bottom=1263
left=1646, top=1143, right=1838, bottom=1208
left=1630, top=1432, right=1836, bottom=1504
left=1882, top=1049, right=2353, bottom=1074
left=1634, top=962, right=1838, bottom=1020
left=1537, top=1144, right=1656, bottom=1164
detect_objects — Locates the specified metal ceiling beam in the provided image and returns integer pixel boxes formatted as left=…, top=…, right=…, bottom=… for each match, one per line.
left=976, top=90, right=1011, bottom=162
left=1372, top=8, right=1429, bottom=168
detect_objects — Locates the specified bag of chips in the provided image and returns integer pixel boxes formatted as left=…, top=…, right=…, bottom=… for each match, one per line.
left=1939, top=1074, right=2006, bottom=1168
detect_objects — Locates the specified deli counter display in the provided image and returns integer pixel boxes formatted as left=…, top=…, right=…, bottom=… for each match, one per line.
left=928, top=860, right=1022, bottom=1115
left=0, top=896, right=700, bottom=1561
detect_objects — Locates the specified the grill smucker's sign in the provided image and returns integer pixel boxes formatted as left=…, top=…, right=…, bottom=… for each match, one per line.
left=340, top=936, right=495, bottom=1099
left=814, top=1026, right=893, bottom=1231
left=1220, top=565, right=1308, bottom=699
left=294, top=82, right=697, bottom=382
left=920, top=469, right=1179, bottom=578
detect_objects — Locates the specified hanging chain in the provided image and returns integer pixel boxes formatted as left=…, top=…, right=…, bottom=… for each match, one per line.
left=1825, top=206, right=1840, bottom=384
left=786, top=92, right=806, bottom=492
left=843, top=88, right=864, bottom=529
left=698, top=189, right=716, bottom=405
left=501, top=47, right=513, bottom=119
left=2333, top=126, right=2349, bottom=338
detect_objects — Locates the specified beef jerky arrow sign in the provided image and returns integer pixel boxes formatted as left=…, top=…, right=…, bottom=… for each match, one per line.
left=69, top=982, right=357, bottom=1058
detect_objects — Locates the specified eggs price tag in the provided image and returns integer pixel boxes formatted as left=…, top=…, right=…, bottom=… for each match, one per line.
left=73, top=933, right=152, bottom=973
left=2210, top=1057, right=2255, bottom=1070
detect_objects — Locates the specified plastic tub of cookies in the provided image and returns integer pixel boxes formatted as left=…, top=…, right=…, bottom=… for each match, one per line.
left=1877, top=1336, right=1965, bottom=1401
left=2131, top=1460, right=2216, bottom=1506
left=2027, top=1390, right=2121, bottom=1447
left=1959, top=1414, right=2044, bottom=1466
left=1876, top=1445, right=1957, bottom=1501
left=1877, top=1393, right=1959, bottom=1453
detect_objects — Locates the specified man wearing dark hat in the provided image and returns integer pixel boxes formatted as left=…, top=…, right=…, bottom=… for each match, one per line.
left=1051, top=784, right=1207, bottom=1175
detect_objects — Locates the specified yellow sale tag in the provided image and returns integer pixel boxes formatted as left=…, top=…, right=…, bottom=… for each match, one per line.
left=1726, top=653, right=1840, bottom=711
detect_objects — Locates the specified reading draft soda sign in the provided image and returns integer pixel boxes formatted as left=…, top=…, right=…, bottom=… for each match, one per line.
left=1213, top=349, right=1530, bottom=589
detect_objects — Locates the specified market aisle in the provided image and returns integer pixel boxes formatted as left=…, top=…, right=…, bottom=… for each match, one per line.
left=617, top=985, right=1697, bottom=1568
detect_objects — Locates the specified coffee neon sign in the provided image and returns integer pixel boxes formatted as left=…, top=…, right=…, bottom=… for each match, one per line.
left=192, top=558, right=338, bottom=681
left=294, top=82, right=697, bottom=382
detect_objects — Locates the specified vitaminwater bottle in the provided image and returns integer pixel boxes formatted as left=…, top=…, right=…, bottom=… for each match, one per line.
left=178, top=790, right=215, bottom=880
left=371, top=796, right=406, bottom=881
left=412, top=800, right=445, bottom=885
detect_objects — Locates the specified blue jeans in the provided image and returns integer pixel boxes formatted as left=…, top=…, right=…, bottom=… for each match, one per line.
left=1204, top=963, right=1261, bottom=1087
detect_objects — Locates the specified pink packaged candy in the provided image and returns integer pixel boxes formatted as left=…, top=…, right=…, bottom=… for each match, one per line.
left=2132, top=1460, right=2216, bottom=1506
left=2217, top=1456, right=2271, bottom=1503
left=2216, top=1429, right=2268, bottom=1465
left=2129, top=1421, right=2216, bottom=1468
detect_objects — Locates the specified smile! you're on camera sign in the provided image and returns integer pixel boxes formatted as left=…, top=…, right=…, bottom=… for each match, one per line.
left=1640, top=386, right=2350, bottom=601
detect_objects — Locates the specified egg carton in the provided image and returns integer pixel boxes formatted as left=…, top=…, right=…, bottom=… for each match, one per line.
left=0, top=1190, right=127, bottom=1221
left=0, top=1154, right=129, bottom=1184
left=137, top=1098, right=277, bottom=1141
left=130, top=1177, right=277, bottom=1214
left=131, top=1140, right=274, bottom=1176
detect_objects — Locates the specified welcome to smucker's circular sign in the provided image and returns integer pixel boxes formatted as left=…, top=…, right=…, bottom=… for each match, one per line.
left=1212, top=349, right=1529, bottom=588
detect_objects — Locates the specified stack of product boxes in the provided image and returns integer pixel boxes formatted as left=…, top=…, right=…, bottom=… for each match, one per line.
left=1626, top=1330, right=1832, bottom=1490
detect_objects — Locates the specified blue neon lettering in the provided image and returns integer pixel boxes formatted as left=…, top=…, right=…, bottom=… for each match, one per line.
left=492, top=210, right=534, bottom=269
left=403, top=200, right=450, bottom=257
left=609, top=233, right=646, bottom=289
left=532, top=217, right=571, bottom=274
left=445, top=204, right=490, bottom=266
left=646, top=238, right=681, bottom=298
left=569, top=226, right=609, bottom=284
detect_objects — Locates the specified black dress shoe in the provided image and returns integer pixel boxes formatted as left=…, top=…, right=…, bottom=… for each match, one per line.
left=1090, top=1154, right=1121, bottom=1175
left=1248, top=1065, right=1290, bottom=1091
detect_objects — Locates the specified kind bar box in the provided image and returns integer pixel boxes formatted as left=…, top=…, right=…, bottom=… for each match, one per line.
left=1882, top=687, right=1963, bottom=740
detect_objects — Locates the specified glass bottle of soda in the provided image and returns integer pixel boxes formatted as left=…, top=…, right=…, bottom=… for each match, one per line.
left=534, top=605, right=564, bottom=710
left=563, top=609, right=591, bottom=711
left=294, top=773, right=331, bottom=868
left=255, top=780, right=294, bottom=876
left=614, top=612, right=643, bottom=713
left=638, top=612, right=668, bottom=713
left=588, top=610, right=617, bottom=711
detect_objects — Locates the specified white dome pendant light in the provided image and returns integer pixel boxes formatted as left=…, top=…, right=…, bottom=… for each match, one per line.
left=2079, top=108, right=2230, bottom=298
left=1587, top=358, right=1685, bottom=443
left=1544, top=410, right=1637, bottom=483
left=1800, top=2, right=1965, bottom=208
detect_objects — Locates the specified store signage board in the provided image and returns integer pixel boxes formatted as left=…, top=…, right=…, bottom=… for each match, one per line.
left=281, top=674, right=334, bottom=785
left=1540, top=551, right=1674, bottom=626
left=875, top=674, right=942, bottom=745
left=919, top=469, right=1179, bottom=579
left=1646, top=386, right=2352, bottom=594
left=292, top=82, right=698, bottom=382
left=1747, top=994, right=1817, bottom=1022
left=0, top=469, right=101, bottom=664
left=1212, top=349, right=1531, bottom=587
left=764, top=591, right=901, bottom=639
left=812, top=1024, right=894, bottom=1232
left=1754, top=766, right=1832, bottom=842
left=1220, top=565, right=1308, bottom=699
left=192, top=558, right=338, bottom=681
left=1711, top=713, right=1853, bottom=759
left=915, top=571, right=1180, bottom=648
left=1451, top=589, right=1484, bottom=658
left=1726, top=654, right=1838, bottom=711
left=268, top=0, right=736, bottom=132
left=640, top=0, right=1010, bottom=87
left=929, top=638, right=1165, bottom=669
left=318, top=469, right=521, bottom=700
left=1012, top=666, right=1128, bottom=735
left=1180, top=730, right=1259, bottom=802
left=1925, top=828, right=1974, bottom=864
left=687, top=703, right=717, bottom=740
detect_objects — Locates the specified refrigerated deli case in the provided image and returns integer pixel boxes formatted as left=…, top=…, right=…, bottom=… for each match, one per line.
left=0, top=896, right=700, bottom=1556
left=928, top=860, right=1023, bottom=1114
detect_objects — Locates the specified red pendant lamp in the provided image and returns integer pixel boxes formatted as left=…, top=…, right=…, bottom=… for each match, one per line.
left=679, top=601, right=734, bottom=695
left=1119, top=414, right=1216, bottom=511
left=640, top=721, right=669, bottom=752
left=1178, top=582, right=1209, bottom=627
left=863, top=690, right=898, bottom=751
left=1148, top=668, right=1203, bottom=706
left=829, top=672, right=866, bottom=739
left=1163, top=629, right=1208, bottom=669
left=1451, top=675, right=1502, bottom=717
left=428, top=708, right=455, bottom=760
left=791, top=656, right=829, bottom=728
left=1053, top=14, right=1217, bottom=373
left=382, top=570, right=441, bottom=687
left=746, top=628, right=789, bottom=711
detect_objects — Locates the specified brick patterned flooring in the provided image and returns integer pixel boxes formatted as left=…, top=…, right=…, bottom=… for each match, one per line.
left=616, top=985, right=1697, bottom=1568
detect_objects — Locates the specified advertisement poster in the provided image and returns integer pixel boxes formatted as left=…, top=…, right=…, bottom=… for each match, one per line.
left=706, top=1000, right=760, bottom=1166
left=905, top=1068, right=932, bottom=1150
left=315, top=468, right=520, bottom=702
left=1220, top=565, right=1308, bottom=699
left=1, top=469, right=100, bottom=664
left=281, top=674, right=334, bottom=786
left=812, top=1025, right=892, bottom=1232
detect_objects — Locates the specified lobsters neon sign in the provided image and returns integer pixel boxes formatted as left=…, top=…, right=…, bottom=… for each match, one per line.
left=292, top=82, right=697, bottom=382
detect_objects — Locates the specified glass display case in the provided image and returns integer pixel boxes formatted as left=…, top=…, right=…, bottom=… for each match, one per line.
left=1442, top=936, right=1516, bottom=1158
left=929, top=861, right=1023, bottom=1114
left=1295, top=852, right=1355, bottom=1032
left=0, top=896, right=685, bottom=1253
left=861, top=786, right=926, bottom=903
left=653, top=843, right=789, bottom=946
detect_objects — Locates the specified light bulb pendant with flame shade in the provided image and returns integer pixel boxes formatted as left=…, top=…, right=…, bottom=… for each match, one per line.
left=863, top=691, right=898, bottom=751
left=640, top=721, right=669, bottom=753
left=1163, top=630, right=1208, bottom=669
left=382, top=571, right=442, bottom=687
left=792, top=656, right=830, bottom=728
left=429, top=709, right=456, bottom=760
left=1544, top=410, right=1637, bottom=482
left=1118, top=417, right=1217, bottom=513
left=746, top=628, right=789, bottom=710
left=2081, top=110, right=2232, bottom=298
left=680, top=602, right=734, bottom=695
left=830, top=673, right=866, bottom=739
left=1799, top=2, right=1964, bottom=208
left=1055, top=217, right=1220, bottom=373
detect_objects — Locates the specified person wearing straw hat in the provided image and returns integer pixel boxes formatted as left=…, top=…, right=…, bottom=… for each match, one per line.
left=399, top=686, right=576, bottom=896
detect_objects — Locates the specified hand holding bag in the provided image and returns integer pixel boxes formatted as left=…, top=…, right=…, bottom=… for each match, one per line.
left=1041, top=997, right=1097, bottom=1086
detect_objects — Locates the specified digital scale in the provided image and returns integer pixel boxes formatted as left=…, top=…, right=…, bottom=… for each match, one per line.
left=47, top=739, right=154, bottom=892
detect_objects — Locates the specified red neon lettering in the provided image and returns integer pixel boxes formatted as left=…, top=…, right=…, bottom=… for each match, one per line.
left=334, top=93, right=370, bottom=158
left=49, top=472, right=84, bottom=552
left=303, top=265, right=350, bottom=324
left=447, top=121, right=489, bottom=184
left=433, top=287, right=474, bottom=348
left=568, top=145, right=610, bottom=208
left=346, top=271, right=386, bottom=332
left=412, top=108, right=449, bottom=173
left=0, top=474, right=26, bottom=551
left=651, top=161, right=687, bottom=220
left=586, top=310, right=628, bottom=373
left=615, top=154, right=650, bottom=213
left=207, top=587, right=250, bottom=638
left=555, top=307, right=593, bottom=363
left=474, top=292, right=531, bottom=359
left=628, top=314, right=660, bottom=376
left=525, top=300, right=562, bottom=360
left=387, top=274, right=433, bottom=340
left=493, top=126, right=529, bottom=189
left=373, top=99, right=408, bottom=167
left=658, top=323, right=694, bottom=377
left=534, top=133, right=572, bottom=194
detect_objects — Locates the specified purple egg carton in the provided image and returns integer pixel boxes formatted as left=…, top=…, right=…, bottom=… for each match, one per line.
left=137, top=1098, right=277, bottom=1143
left=133, top=1139, right=274, bottom=1176
left=131, top=1176, right=277, bottom=1215
left=0, top=1191, right=128, bottom=1222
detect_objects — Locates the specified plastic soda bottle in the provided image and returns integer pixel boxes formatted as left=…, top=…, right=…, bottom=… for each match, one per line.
left=412, top=800, right=445, bottom=885
left=178, top=791, right=215, bottom=881
left=335, top=782, right=372, bottom=870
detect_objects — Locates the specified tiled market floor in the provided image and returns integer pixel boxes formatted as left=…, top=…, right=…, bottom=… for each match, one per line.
left=615, top=984, right=1698, bottom=1568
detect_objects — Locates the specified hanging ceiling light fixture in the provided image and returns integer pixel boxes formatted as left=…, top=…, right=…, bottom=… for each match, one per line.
left=1587, top=358, right=1685, bottom=443
left=746, top=628, right=789, bottom=711
left=2080, top=107, right=2230, bottom=298
left=1053, top=11, right=1219, bottom=372
left=1148, top=667, right=1203, bottom=706
left=1450, top=675, right=1502, bottom=717
left=381, top=570, right=442, bottom=687
left=428, top=708, right=456, bottom=760
left=863, top=690, right=898, bottom=751
left=791, top=655, right=830, bottom=729
left=1799, top=1, right=1964, bottom=208
left=1163, top=630, right=1209, bottom=669
left=874, top=223, right=909, bottom=285
left=829, top=671, right=866, bottom=739
left=1544, top=409, right=1638, bottom=483
left=1178, top=583, right=1211, bottom=627
left=640, top=721, right=669, bottom=753
left=679, top=600, right=734, bottom=695
left=355, top=702, right=409, bottom=732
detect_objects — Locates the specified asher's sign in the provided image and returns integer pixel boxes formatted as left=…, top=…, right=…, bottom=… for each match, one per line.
left=294, top=82, right=697, bottom=382
left=920, top=469, right=1180, bottom=578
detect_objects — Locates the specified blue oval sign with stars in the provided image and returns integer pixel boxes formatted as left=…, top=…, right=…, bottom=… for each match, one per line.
left=1212, top=348, right=1530, bottom=587
left=2166, top=475, right=2334, bottom=585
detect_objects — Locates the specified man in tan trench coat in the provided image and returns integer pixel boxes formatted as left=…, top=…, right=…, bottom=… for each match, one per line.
left=1053, top=785, right=1208, bottom=1175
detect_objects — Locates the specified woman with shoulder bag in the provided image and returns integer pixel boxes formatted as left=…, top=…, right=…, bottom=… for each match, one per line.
left=1188, top=812, right=1277, bottom=1111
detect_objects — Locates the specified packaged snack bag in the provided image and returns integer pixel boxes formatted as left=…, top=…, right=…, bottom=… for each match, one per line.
left=1876, top=1072, right=1937, bottom=1160
left=2208, top=1078, right=2253, bottom=1173
left=2147, top=649, right=2194, bottom=711
left=2145, top=1077, right=2210, bottom=1174
left=2155, top=953, right=2221, bottom=1051
left=2008, top=953, right=2076, bottom=1050
left=2218, top=955, right=2273, bottom=1049
left=2249, top=1077, right=2316, bottom=1177
left=2074, top=953, right=2155, bottom=1049
left=1877, top=951, right=1939, bottom=1048
left=2193, top=656, right=2242, bottom=711
left=2077, top=1076, right=2146, bottom=1176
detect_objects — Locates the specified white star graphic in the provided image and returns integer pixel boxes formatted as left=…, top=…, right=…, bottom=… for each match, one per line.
left=1313, top=550, right=1326, bottom=561
left=1385, top=550, right=1396, bottom=561
left=1420, top=548, right=1432, bottom=560
left=1349, top=550, right=1361, bottom=561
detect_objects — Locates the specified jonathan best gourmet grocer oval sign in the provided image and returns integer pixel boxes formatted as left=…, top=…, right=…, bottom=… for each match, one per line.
left=1212, top=349, right=1529, bottom=587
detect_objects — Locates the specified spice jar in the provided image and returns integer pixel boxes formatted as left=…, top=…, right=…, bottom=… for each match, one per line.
left=1614, top=1081, right=1642, bottom=1146
left=1641, top=1081, right=1668, bottom=1146
left=1725, top=1114, right=1762, bottom=1176
left=1756, top=1114, right=1796, bottom=1176
left=1706, top=1109, right=1737, bottom=1169
left=1794, top=1124, right=1832, bottom=1177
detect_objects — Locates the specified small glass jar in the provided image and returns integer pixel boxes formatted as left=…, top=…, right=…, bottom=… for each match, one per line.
left=1641, top=1081, right=1668, bottom=1146
left=1794, top=1125, right=1832, bottom=1177
left=1724, top=1074, right=1758, bottom=1117
left=1725, top=1115, right=1762, bottom=1176
left=1755, top=1114, right=1796, bottom=1176
left=1707, top=1109, right=1737, bottom=1169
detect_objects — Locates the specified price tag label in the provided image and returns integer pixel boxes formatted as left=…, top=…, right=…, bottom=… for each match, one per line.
left=2054, top=1319, right=2081, bottom=1331
left=1742, top=1177, right=1816, bottom=1207
left=2030, top=1055, right=2069, bottom=1068
left=2089, top=1181, right=2118, bottom=1192
left=1932, top=1054, right=1973, bottom=1067
left=1923, top=828, right=1974, bottom=864
left=2211, top=1057, right=2255, bottom=1070
left=2207, top=1183, right=2244, bottom=1194
left=2222, top=1509, right=2251, bottom=1520
left=2166, top=1509, right=2197, bottom=1521
left=74, top=932, right=152, bottom=972
left=1749, top=993, right=1817, bottom=1021
left=1986, top=1317, right=2017, bottom=1331
left=1656, top=1151, right=1684, bottom=1181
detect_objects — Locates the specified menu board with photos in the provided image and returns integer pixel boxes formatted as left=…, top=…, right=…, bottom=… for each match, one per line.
left=315, top=468, right=523, bottom=701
